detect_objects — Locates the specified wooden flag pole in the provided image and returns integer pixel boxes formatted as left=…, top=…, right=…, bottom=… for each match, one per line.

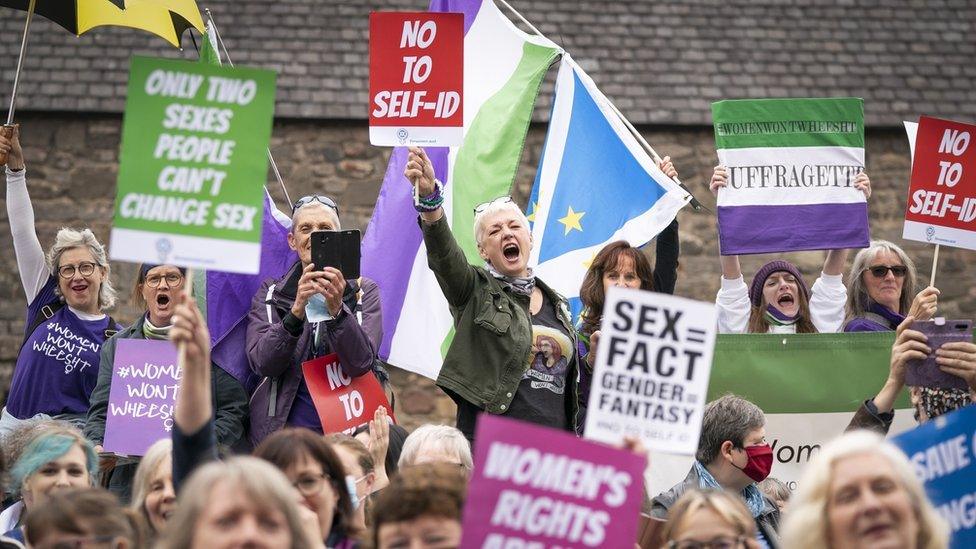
left=930, top=244, right=940, bottom=287
left=177, top=268, right=194, bottom=367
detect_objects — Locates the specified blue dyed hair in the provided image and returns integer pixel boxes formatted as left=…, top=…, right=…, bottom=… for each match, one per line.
left=10, top=432, right=97, bottom=491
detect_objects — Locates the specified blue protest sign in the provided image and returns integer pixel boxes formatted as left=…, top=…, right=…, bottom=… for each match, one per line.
left=892, top=405, right=976, bottom=548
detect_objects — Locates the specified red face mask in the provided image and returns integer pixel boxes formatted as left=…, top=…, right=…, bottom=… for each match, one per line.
left=735, top=444, right=773, bottom=482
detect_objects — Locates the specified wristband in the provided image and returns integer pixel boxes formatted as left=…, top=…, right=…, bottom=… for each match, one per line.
left=415, top=178, right=444, bottom=213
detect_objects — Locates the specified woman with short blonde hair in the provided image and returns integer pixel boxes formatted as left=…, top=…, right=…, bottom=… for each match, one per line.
left=662, top=489, right=759, bottom=548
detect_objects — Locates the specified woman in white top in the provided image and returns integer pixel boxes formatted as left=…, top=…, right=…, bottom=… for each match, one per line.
left=710, top=165, right=871, bottom=334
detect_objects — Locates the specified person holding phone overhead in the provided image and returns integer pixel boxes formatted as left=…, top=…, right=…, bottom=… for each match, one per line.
left=246, top=194, right=382, bottom=445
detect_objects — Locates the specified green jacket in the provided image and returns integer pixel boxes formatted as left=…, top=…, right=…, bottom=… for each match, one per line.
left=422, top=216, right=579, bottom=428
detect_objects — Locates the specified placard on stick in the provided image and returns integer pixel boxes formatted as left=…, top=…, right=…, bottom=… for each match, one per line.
left=369, top=12, right=463, bottom=146
left=584, top=288, right=717, bottom=454
left=301, top=353, right=395, bottom=433
left=110, top=56, right=277, bottom=274
left=903, top=116, right=976, bottom=251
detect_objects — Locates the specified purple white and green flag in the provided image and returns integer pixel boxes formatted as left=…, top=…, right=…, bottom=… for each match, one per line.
left=361, top=0, right=560, bottom=379
left=712, top=98, right=869, bottom=255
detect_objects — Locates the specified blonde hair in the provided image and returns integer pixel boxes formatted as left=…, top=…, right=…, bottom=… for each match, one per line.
left=398, top=425, right=472, bottom=471
left=157, top=456, right=316, bottom=549
left=473, top=199, right=530, bottom=247
left=130, top=439, right=172, bottom=533
left=661, top=489, right=757, bottom=542
left=46, top=227, right=117, bottom=310
left=780, top=431, right=949, bottom=549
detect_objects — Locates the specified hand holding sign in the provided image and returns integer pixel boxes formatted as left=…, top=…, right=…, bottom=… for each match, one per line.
left=301, top=353, right=395, bottom=434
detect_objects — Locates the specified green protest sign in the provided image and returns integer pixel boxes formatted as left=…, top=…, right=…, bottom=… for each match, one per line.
left=110, top=56, right=276, bottom=274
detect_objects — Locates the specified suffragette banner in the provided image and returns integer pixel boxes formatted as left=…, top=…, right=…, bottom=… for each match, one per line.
left=711, top=98, right=869, bottom=255
left=111, top=56, right=277, bottom=274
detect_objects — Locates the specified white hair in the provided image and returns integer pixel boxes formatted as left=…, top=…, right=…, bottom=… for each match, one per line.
left=398, top=424, right=473, bottom=471
left=291, top=202, right=341, bottom=231
left=46, top=227, right=117, bottom=310
left=473, top=200, right=530, bottom=247
left=780, top=430, right=949, bottom=549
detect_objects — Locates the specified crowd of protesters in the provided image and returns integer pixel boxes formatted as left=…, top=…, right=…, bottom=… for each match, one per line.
left=2, top=111, right=976, bottom=549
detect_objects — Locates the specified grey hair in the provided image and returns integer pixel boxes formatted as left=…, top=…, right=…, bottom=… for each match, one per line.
left=130, top=438, right=172, bottom=532
left=398, top=424, right=473, bottom=471
left=781, top=430, right=949, bottom=549
left=696, top=394, right=765, bottom=464
left=844, top=239, right=917, bottom=323
left=473, top=199, right=530, bottom=247
left=291, top=202, right=341, bottom=232
left=46, top=227, right=117, bottom=310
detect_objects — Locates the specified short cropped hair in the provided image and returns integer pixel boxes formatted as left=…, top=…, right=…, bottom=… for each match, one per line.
left=473, top=199, right=530, bottom=247
left=696, top=394, right=765, bottom=465
left=47, top=227, right=117, bottom=309
left=661, top=489, right=757, bottom=543
left=370, top=463, right=468, bottom=549
left=398, top=424, right=473, bottom=471
left=25, top=487, right=144, bottom=547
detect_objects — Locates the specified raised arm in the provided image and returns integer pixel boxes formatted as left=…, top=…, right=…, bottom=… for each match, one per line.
left=653, top=156, right=680, bottom=294
left=2, top=126, right=49, bottom=302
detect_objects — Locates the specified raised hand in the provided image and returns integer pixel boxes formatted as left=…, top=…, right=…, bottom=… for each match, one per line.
left=404, top=146, right=436, bottom=197
left=709, top=165, right=728, bottom=196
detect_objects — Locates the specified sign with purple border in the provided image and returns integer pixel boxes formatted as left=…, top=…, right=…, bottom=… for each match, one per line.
left=103, top=339, right=180, bottom=456
left=460, top=414, right=646, bottom=549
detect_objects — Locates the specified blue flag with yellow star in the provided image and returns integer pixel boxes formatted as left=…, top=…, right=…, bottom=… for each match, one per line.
left=527, top=56, right=690, bottom=318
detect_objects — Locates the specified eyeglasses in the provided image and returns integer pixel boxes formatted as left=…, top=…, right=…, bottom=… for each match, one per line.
left=58, top=262, right=97, bottom=279
left=473, top=196, right=514, bottom=215
left=867, top=265, right=908, bottom=278
left=293, top=473, right=332, bottom=497
left=668, top=536, right=748, bottom=549
left=145, top=273, right=184, bottom=288
left=36, top=535, right=118, bottom=549
left=293, top=195, right=340, bottom=215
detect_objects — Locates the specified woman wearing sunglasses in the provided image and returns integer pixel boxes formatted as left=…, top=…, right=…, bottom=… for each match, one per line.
left=0, top=127, right=121, bottom=439
left=843, top=240, right=939, bottom=332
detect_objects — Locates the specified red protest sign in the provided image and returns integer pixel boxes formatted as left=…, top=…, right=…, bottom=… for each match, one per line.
left=368, top=11, right=463, bottom=147
left=903, top=116, right=976, bottom=251
left=301, top=353, right=395, bottom=434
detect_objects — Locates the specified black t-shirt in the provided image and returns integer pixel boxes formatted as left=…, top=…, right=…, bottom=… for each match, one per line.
left=455, top=291, right=574, bottom=442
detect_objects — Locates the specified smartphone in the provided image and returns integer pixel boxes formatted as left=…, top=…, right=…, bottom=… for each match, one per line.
left=311, top=230, right=361, bottom=279
left=906, top=319, right=973, bottom=391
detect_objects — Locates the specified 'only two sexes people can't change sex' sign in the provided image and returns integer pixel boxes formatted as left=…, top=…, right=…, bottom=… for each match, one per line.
left=111, top=56, right=276, bottom=274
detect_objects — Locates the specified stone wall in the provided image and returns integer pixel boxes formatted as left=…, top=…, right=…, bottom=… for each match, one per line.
left=2, top=113, right=972, bottom=430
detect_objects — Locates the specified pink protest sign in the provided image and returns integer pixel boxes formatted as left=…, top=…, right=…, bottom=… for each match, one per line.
left=460, top=415, right=646, bottom=549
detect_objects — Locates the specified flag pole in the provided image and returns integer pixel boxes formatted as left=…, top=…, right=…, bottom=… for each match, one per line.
left=495, top=0, right=705, bottom=212
left=930, top=244, right=940, bottom=287
left=1, top=0, right=36, bottom=167
left=204, top=9, right=293, bottom=208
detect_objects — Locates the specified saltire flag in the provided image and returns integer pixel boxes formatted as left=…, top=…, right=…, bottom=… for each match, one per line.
left=711, top=97, right=869, bottom=255
left=361, top=0, right=561, bottom=379
left=526, top=56, right=689, bottom=319
left=648, top=332, right=915, bottom=495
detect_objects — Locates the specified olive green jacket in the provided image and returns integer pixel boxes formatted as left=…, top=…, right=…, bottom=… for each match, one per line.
left=421, top=216, right=579, bottom=429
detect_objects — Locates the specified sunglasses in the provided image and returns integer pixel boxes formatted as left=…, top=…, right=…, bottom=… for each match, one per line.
left=867, top=265, right=908, bottom=278
left=473, top=196, right=514, bottom=215
left=292, top=195, right=339, bottom=215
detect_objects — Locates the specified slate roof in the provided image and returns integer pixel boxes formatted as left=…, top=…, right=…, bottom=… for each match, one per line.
left=1, top=0, right=974, bottom=126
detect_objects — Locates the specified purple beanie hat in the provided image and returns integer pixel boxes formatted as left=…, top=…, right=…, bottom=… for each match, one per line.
left=749, top=260, right=809, bottom=307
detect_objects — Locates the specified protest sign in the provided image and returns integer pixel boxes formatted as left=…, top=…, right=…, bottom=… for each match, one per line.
left=711, top=97, right=868, bottom=255
left=301, top=353, right=395, bottom=433
left=903, top=116, right=976, bottom=251
left=103, top=339, right=180, bottom=456
left=461, top=414, right=646, bottom=549
left=368, top=12, right=463, bottom=146
left=893, top=404, right=976, bottom=548
left=111, top=56, right=277, bottom=274
left=584, top=288, right=717, bottom=454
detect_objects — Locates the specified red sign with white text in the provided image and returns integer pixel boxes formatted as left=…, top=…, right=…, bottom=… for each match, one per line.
left=301, top=353, right=396, bottom=434
left=904, top=116, right=976, bottom=251
left=368, top=11, right=463, bottom=146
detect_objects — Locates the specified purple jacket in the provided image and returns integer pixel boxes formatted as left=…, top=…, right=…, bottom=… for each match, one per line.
left=246, top=261, right=382, bottom=445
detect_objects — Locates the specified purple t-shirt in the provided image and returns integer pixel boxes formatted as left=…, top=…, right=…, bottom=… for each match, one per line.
left=6, top=277, right=116, bottom=418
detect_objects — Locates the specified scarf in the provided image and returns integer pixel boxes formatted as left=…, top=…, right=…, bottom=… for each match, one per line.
left=142, top=316, right=172, bottom=340
left=764, top=305, right=798, bottom=327
left=485, top=263, right=536, bottom=296
left=911, top=387, right=972, bottom=422
left=694, top=460, right=767, bottom=518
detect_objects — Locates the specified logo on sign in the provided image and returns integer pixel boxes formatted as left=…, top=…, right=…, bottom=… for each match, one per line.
left=397, top=128, right=409, bottom=144
left=155, top=238, right=173, bottom=262
left=926, top=226, right=936, bottom=241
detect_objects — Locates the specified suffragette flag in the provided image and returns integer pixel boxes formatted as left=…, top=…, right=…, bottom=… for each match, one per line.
left=361, top=0, right=560, bottom=379
left=711, top=98, right=869, bottom=255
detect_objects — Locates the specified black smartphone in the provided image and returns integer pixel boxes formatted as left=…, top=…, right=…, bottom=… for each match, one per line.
left=310, top=230, right=361, bottom=279
left=906, top=319, right=973, bottom=391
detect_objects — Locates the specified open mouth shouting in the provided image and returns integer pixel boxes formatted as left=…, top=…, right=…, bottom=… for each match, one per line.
left=502, top=241, right=521, bottom=265
left=155, top=292, right=172, bottom=312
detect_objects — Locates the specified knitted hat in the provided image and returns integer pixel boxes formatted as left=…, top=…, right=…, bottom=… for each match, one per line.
left=139, top=263, right=187, bottom=280
left=749, top=260, right=809, bottom=307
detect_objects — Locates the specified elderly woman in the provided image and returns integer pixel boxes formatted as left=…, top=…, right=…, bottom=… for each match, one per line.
left=84, top=263, right=248, bottom=501
left=397, top=424, right=473, bottom=472
left=781, top=431, right=948, bottom=549
left=129, top=439, right=174, bottom=541
left=406, top=147, right=579, bottom=440
left=0, top=128, right=120, bottom=438
left=844, top=240, right=939, bottom=332
left=1, top=426, right=98, bottom=543
left=662, top=489, right=761, bottom=549
left=369, top=463, right=467, bottom=549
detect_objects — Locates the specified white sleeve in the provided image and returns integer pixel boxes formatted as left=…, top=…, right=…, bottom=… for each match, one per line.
left=715, top=275, right=750, bottom=334
left=810, top=271, right=848, bottom=333
left=6, top=167, right=50, bottom=302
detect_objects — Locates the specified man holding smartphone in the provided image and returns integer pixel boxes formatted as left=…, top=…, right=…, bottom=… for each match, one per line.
left=245, top=195, right=382, bottom=445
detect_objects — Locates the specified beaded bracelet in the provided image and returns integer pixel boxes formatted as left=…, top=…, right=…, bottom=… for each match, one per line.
left=415, top=178, right=444, bottom=213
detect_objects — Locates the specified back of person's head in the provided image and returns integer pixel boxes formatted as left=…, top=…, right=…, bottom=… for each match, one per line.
left=325, top=434, right=374, bottom=476
left=398, top=424, right=473, bottom=471
left=370, top=463, right=468, bottom=549
left=757, top=477, right=791, bottom=510
left=10, top=425, right=97, bottom=495
left=696, top=395, right=765, bottom=465
left=781, top=430, right=948, bottom=549
left=158, top=456, right=314, bottom=549
left=661, top=489, right=758, bottom=546
left=24, top=487, right=144, bottom=548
